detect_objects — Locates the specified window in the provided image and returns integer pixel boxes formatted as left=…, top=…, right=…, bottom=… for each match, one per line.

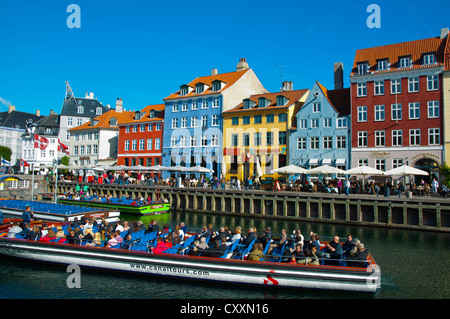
left=377, top=59, right=388, bottom=71
left=375, top=105, right=385, bottom=121
left=324, top=118, right=332, bottom=128
left=393, top=158, right=403, bottom=169
left=132, top=125, right=137, bottom=132
left=181, top=100, right=188, bottom=111
left=155, top=138, right=160, bottom=149
left=126, top=126, right=130, bottom=133
left=375, top=131, right=385, bottom=147
left=192, top=99, right=199, bottom=110
left=171, top=118, right=178, bottom=129
left=190, top=136, right=197, bottom=147
left=391, top=79, right=401, bottom=94
left=172, top=102, right=179, bottom=112
left=299, top=119, right=307, bottom=129
left=323, top=136, right=332, bottom=149
left=357, top=63, right=369, bottom=75
left=427, top=75, right=439, bottom=91
left=278, top=113, right=287, bottom=122
left=180, top=86, right=188, bottom=96
left=231, top=117, right=239, bottom=126
left=399, top=56, right=411, bottom=68
left=67, top=118, right=73, bottom=126
left=391, top=104, right=402, bottom=121
left=297, top=137, right=306, bottom=150
left=243, top=116, right=250, bottom=125
left=73, top=146, right=79, bottom=155
left=231, top=134, right=238, bottom=147
left=191, top=116, right=198, bottom=127
left=181, top=117, right=187, bottom=128
left=148, top=123, right=153, bottom=131
left=375, top=159, right=386, bottom=171
left=266, top=132, right=273, bottom=146
left=132, top=140, right=137, bottom=151
left=336, top=136, right=346, bottom=149
left=212, top=81, right=221, bottom=91
left=254, top=115, right=262, bottom=124
left=147, top=138, right=153, bottom=150
left=266, top=114, right=274, bottom=123
left=358, top=158, right=368, bottom=167
left=77, top=105, right=84, bottom=114
left=374, top=81, right=385, bottom=95
left=357, top=106, right=367, bottom=122
left=312, top=103, right=321, bottom=113
left=80, top=145, right=85, bottom=155
left=423, top=54, right=435, bottom=65
left=77, top=118, right=83, bottom=126
left=310, top=137, right=319, bottom=149
left=409, top=129, right=421, bottom=146
left=139, top=139, right=145, bottom=150
left=171, top=136, right=177, bottom=147
left=311, top=118, right=319, bottom=128
left=357, top=83, right=367, bottom=97
left=392, top=130, right=402, bottom=146
left=140, top=124, right=145, bottom=132
left=212, top=115, right=219, bottom=126
left=254, top=132, right=261, bottom=146
left=428, top=101, right=440, bottom=118
left=201, top=115, right=207, bottom=127
left=179, top=136, right=187, bottom=147
left=202, top=98, right=208, bottom=109
left=258, top=97, right=268, bottom=108
left=429, top=128, right=440, bottom=145
left=211, top=135, right=219, bottom=146
left=358, top=131, right=368, bottom=147
left=213, top=97, right=220, bottom=108
left=409, top=102, right=420, bottom=119
left=124, top=140, right=129, bottom=151
left=243, top=99, right=253, bottom=109
left=336, top=118, right=347, bottom=128
left=278, top=131, right=287, bottom=145
left=408, top=77, right=419, bottom=92
left=276, top=96, right=286, bottom=106
left=155, top=123, right=161, bottom=131
left=195, top=84, right=204, bottom=94
left=243, top=134, right=250, bottom=146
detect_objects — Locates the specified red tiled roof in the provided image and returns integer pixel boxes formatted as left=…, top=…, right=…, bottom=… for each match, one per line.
left=316, top=82, right=350, bottom=115
left=351, top=35, right=450, bottom=75
left=164, top=69, right=250, bottom=100
left=119, top=104, right=165, bottom=125
left=68, top=109, right=134, bottom=131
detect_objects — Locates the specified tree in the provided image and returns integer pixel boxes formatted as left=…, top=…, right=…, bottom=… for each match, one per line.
left=0, top=145, right=12, bottom=162
left=439, top=163, right=450, bottom=187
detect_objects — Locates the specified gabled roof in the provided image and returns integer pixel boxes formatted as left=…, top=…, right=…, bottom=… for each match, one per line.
left=351, top=34, right=450, bottom=75
left=119, top=104, right=165, bottom=125
left=223, top=89, right=309, bottom=114
left=61, top=96, right=111, bottom=117
left=34, top=113, right=60, bottom=137
left=0, top=110, right=44, bottom=130
left=164, top=69, right=250, bottom=100
left=68, top=109, right=134, bottom=132
left=316, top=82, right=350, bottom=115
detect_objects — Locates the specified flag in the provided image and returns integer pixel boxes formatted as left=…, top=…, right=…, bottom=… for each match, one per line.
left=1, top=158, right=10, bottom=165
left=58, top=139, right=70, bottom=155
left=20, top=158, right=30, bottom=167
left=34, top=134, right=49, bottom=150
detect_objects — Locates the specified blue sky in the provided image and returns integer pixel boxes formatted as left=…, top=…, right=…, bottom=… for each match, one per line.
left=0, top=0, right=449, bottom=115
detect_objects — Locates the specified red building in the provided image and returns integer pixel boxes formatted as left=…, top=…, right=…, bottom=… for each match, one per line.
left=117, top=103, right=165, bottom=168
left=350, top=28, right=450, bottom=181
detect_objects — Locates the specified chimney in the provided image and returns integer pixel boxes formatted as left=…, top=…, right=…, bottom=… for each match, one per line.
left=36, top=109, right=40, bottom=117
left=116, top=98, right=123, bottom=113
left=50, top=109, right=54, bottom=115
left=8, top=105, right=15, bottom=113
left=334, top=62, right=344, bottom=90
left=441, top=28, right=449, bottom=39
left=211, top=68, right=218, bottom=76
left=236, top=58, right=249, bottom=72
left=282, top=81, right=293, bottom=91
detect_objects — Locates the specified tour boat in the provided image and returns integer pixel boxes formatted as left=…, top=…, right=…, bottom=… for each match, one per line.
left=0, top=199, right=120, bottom=223
left=0, top=222, right=381, bottom=293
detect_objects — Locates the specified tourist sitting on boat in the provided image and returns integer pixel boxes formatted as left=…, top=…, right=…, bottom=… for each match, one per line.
left=7, top=222, right=22, bottom=238
left=292, top=229, right=304, bottom=248
left=347, top=243, right=369, bottom=267
left=196, top=238, right=227, bottom=258
left=160, top=224, right=170, bottom=235
left=198, top=225, right=212, bottom=240
left=259, top=227, right=272, bottom=248
left=247, top=242, right=264, bottom=261
left=66, top=230, right=80, bottom=245
left=324, top=236, right=343, bottom=261
left=151, top=237, right=168, bottom=254
left=187, top=240, right=201, bottom=256
left=146, top=220, right=159, bottom=234
left=342, top=234, right=357, bottom=255
left=289, top=243, right=305, bottom=264
left=212, top=227, right=229, bottom=243
left=237, top=227, right=257, bottom=250
left=174, top=225, right=184, bottom=240
left=226, top=226, right=242, bottom=247
left=296, top=246, right=320, bottom=265
left=267, top=229, right=287, bottom=255
left=121, top=234, right=133, bottom=250
left=39, top=229, right=57, bottom=242
left=172, top=230, right=182, bottom=246
left=81, top=228, right=95, bottom=244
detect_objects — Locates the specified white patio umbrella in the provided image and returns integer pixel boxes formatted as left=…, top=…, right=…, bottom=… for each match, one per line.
left=256, top=156, right=263, bottom=178
left=306, top=165, right=345, bottom=175
left=188, top=166, right=214, bottom=173
left=384, top=165, right=429, bottom=177
left=271, top=165, right=307, bottom=174
left=345, top=165, right=385, bottom=176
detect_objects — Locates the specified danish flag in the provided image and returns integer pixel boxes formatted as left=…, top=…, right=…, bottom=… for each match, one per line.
left=20, top=158, right=30, bottom=167
left=58, top=139, right=70, bottom=155
left=34, top=134, right=49, bottom=150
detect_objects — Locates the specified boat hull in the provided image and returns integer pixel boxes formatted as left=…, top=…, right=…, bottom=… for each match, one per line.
left=0, top=237, right=380, bottom=293
left=58, top=199, right=171, bottom=215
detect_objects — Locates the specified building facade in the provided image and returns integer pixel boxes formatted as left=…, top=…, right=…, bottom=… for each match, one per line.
left=223, top=84, right=308, bottom=182
left=162, top=58, right=267, bottom=178
left=117, top=103, right=164, bottom=167
left=350, top=29, right=450, bottom=182
left=289, top=81, right=350, bottom=173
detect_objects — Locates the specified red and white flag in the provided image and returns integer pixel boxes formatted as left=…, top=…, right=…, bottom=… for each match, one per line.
left=20, top=158, right=30, bottom=167
left=34, top=134, right=49, bottom=150
left=58, top=139, right=70, bottom=155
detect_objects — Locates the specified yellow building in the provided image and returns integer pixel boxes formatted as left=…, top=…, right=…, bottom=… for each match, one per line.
left=222, top=85, right=309, bottom=183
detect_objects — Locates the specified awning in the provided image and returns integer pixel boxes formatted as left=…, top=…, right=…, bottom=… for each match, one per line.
left=336, top=158, right=346, bottom=165
left=322, top=159, right=332, bottom=165
left=309, top=159, right=319, bottom=165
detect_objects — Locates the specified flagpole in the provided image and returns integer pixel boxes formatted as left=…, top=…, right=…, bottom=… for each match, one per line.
left=31, top=134, right=36, bottom=201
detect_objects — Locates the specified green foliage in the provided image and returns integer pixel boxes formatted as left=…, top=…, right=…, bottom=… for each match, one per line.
left=0, top=145, right=12, bottom=161
left=439, top=163, right=450, bottom=187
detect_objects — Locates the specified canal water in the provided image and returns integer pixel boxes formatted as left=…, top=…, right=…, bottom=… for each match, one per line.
left=0, top=210, right=448, bottom=300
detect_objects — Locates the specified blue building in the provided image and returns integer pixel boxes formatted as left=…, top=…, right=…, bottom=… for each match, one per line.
left=289, top=81, right=351, bottom=177
left=161, top=59, right=267, bottom=179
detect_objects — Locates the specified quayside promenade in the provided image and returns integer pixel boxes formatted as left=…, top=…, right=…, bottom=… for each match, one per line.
left=50, top=181, right=450, bottom=233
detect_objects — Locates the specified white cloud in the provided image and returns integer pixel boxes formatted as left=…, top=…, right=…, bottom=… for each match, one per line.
left=0, top=96, right=11, bottom=106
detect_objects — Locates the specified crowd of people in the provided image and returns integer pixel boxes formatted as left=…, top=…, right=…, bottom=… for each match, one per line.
left=5, top=211, right=371, bottom=268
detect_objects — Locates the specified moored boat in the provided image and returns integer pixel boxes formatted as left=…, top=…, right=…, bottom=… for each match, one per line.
left=0, top=221, right=381, bottom=293
left=0, top=199, right=120, bottom=223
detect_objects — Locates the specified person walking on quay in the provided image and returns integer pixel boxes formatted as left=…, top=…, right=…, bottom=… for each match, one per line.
left=337, top=179, right=343, bottom=195
left=344, top=178, right=350, bottom=195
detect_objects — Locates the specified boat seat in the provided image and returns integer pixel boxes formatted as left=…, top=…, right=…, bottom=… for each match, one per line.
left=269, top=241, right=286, bottom=262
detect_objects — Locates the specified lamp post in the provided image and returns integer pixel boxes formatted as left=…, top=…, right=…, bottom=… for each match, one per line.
left=53, top=158, right=58, bottom=203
